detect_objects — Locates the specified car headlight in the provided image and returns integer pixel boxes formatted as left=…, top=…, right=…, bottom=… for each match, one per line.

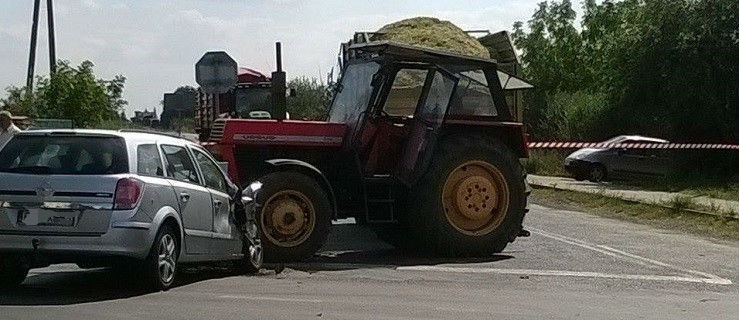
left=241, top=181, right=263, bottom=205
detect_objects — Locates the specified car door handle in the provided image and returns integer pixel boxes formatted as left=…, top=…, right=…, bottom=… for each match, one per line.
left=213, top=199, right=223, bottom=208
left=179, top=192, right=190, bottom=203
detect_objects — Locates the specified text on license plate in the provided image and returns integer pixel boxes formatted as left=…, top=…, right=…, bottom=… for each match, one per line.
left=16, top=209, right=78, bottom=227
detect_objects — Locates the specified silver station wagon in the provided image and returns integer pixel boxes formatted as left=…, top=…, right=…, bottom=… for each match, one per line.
left=0, top=130, right=263, bottom=290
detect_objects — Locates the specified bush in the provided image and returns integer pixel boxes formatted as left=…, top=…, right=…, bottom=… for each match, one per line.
left=522, top=150, right=570, bottom=176
left=287, top=77, right=331, bottom=121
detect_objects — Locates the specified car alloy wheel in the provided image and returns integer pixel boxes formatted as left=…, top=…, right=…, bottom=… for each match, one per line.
left=157, top=233, right=177, bottom=285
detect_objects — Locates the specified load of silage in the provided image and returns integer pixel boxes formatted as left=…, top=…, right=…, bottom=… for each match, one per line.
left=370, top=17, right=491, bottom=90
left=372, top=17, right=490, bottom=59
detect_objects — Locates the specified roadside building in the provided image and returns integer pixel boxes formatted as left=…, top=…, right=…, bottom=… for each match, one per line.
left=130, top=108, right=159, bottom=127
left=161, top=87, right=197, bottom=129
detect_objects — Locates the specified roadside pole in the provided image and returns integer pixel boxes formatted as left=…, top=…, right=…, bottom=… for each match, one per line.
left=26, top=0, right=41, bottom=91
left=47, top=0, right=57, bottom=75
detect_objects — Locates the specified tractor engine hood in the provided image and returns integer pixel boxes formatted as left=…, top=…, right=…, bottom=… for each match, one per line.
left=217, top=119, right=346, bottom=147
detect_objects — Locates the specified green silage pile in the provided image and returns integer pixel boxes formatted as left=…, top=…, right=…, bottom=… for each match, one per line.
left=373, top=17, right=490, bottom=58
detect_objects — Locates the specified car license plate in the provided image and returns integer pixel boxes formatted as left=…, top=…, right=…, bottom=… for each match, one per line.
left=16, top=209, right=77, bottom=227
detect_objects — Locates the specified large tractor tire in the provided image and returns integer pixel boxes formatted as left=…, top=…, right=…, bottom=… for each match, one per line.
left=256, top=172, right=331, bottom=262
left=407, top=135, right=528, bottom=257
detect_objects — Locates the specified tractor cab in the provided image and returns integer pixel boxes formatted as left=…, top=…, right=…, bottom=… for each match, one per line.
left=329, top=41, right=525, bottom=185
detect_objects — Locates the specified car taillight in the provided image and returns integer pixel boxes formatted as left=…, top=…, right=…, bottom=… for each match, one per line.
left=114, top=178, right=143, bottom=210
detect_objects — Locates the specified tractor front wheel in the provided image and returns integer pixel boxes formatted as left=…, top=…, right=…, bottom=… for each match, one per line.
left=256, top=172, right=331, bottom=262
left=407, top=136, right=528, bottom=257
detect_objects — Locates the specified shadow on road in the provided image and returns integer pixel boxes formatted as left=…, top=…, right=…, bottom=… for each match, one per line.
left=275, top=224, right=515, bottom=272
left=0, top=224, right=519, bottom=306
left=283, top=248, right=513, bottom=272
left=0, top=264, right=253, bottom=306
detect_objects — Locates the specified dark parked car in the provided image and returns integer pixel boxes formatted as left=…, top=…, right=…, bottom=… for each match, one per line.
left=564, top=135, right=671, bottom=182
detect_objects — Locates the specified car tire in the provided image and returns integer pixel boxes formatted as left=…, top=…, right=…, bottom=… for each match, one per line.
left=588, top=164, right=607, bottom=182
left=255, top=172, right=331, bottom=262
left=407, top=135, right=528, bottom=257
left=144, top=224, right=179, bottom=291
left=0, top=256, right=29, bottom=288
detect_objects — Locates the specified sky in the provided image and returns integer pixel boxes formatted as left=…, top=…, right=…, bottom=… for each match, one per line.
left=0, top=0, right=583, bottom=116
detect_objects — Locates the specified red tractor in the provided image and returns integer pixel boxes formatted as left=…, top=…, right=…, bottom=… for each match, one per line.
left=195, top=67, right=272, bottom=141
left=203, top=41, right=531, bottom=261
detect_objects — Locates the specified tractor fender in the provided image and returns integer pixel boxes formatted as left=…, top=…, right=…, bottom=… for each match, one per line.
left=263, top=159, right=338, bottom=219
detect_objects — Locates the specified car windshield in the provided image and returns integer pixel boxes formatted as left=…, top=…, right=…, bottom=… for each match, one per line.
left=0, top=135, right=128, bottom=175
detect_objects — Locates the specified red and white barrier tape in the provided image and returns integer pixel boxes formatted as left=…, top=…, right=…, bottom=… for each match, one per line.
left=528, top=142, right=739, bottom=150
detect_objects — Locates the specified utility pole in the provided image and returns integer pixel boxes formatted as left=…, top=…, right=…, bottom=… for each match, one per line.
left=26, top=0, right=41, bottom=91
left=26, top=0, right=57, bottom=90
left=47, top=0, right=57, bottom=75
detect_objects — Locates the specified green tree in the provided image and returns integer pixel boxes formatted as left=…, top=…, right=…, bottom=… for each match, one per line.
left=0, top=60, right=127, bottom=128
left=286, top=77, right=332, bottom=120
left=0, top=86, right=42, bottom=117
left=512, top=0, right=738, bottom=142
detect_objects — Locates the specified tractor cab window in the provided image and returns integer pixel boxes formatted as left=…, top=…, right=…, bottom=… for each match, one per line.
left=418, top=71, right=455, bottom=123
left=234, top=86, right=271, bottom=118
left=328, top=62, right=381, bottom=124
left=383, top=69, right=428, bottom=118
left=448, top=70, right=497, bottom=117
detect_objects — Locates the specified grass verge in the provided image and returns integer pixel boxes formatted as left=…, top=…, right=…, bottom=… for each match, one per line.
left=530, top=187, right=738, bottom=241
left=626, top=179, right=739, bottom=202
left=524, top=149, right=739, bottom=201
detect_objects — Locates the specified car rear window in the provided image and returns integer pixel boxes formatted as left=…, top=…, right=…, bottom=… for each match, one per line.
left=0, top=135, right=128, bottom=175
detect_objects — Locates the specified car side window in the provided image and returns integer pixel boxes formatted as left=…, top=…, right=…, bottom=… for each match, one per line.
left=160, top=145, right=200, bottom=184
left=192, top=148, right=228, bottom=194
left=137, top=144, right=164, bottom=177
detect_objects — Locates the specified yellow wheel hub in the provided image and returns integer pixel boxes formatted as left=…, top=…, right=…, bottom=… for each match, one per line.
left=442, top=160, right=510, bottom=235
left=271, top=199, right=306, bottom=236
left=261, top=190, right=315, bottom=247
left=455, top=175, right=497, bottom=220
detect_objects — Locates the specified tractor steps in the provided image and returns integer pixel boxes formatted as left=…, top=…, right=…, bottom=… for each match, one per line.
left=364, top=175, right=397, bottom=223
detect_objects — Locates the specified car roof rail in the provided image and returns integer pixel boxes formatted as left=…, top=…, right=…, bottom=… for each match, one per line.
left=118, top=129, right=187, bottom=140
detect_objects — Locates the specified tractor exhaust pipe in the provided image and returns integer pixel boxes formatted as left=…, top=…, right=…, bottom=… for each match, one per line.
left=271, top=42, right=287, bottom=120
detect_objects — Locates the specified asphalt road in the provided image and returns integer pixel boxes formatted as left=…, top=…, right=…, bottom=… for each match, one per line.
left=1, top=203, right=737, bottom=320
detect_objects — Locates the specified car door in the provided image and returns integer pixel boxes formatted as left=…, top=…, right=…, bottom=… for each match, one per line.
left=160, top=144, right=213, bottom=255
left=191, top=147, right=238, bottom=255
left=606, top=139, right=641, bottom=176
left=629, top=140, right=670, bottom=176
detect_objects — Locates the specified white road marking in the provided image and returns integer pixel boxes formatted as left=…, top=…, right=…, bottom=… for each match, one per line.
left=528, top=227, right=733, bottom=284
left=396, top=266, right=733, bottom=285
left=218, top=295, right=323, bottom=303
left=530, top=228, right=661, bottom=270
left=594, top=244, right=723, bottom=280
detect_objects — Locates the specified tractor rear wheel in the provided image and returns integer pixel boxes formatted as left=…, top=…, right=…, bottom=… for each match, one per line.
left=407, top=136, right=528, bottom=257
left=256, top=172, right=331, bottom=262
